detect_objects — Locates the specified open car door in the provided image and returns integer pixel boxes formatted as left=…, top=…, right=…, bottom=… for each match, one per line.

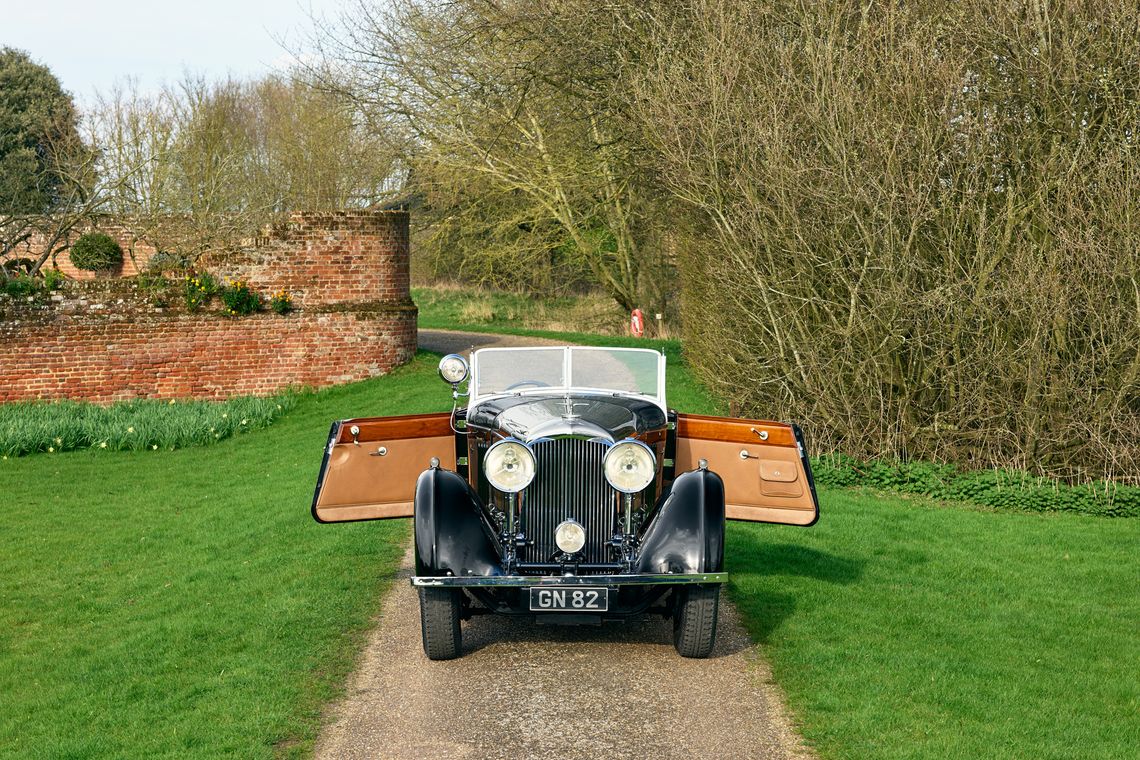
left=311, top=412, right=456, bottom=523
left=675, top=413, right=819, bottom=525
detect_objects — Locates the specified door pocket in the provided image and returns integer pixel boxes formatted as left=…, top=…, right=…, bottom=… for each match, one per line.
left=758, top=459, right=803, bottom=498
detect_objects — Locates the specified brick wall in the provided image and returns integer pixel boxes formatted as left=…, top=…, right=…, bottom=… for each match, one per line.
left=0, top=211, right=417, bottom=403
left=10, top=218, right=159, bottom=280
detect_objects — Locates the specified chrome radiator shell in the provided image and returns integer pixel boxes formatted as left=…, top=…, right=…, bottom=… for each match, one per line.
left=518, top=437, right=618, bottom=565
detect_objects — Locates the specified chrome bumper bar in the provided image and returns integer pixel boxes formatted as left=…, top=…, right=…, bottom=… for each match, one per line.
left=411, top=572, right=727, bottom=588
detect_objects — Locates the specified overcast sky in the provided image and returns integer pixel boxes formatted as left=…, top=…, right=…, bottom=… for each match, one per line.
left=0, top=0, right=347, bottom=106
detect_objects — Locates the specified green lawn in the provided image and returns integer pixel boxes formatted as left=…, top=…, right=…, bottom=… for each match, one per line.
left=0, top=354, right=448, bottom=759
left=728, top=492, right=1140, bottom=759
left=3, top=326, right=1137, bottom=759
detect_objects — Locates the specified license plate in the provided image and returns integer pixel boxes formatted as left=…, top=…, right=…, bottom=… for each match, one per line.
left=529, top=587, right=608, bottom=612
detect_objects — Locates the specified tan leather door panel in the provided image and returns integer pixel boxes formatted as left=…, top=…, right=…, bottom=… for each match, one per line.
left=312, top=413, right=456, bottom=523
left=675, top=413, right=819, bottom=525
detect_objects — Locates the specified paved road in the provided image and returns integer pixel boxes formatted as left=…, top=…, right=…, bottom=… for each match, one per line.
left=418, top=328, right=569, bottom=356
left=313, top=545, right=815, bottom=760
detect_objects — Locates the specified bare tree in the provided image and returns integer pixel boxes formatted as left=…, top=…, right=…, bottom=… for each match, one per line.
left=89, top=73, right=401, bottom=264
left=312, top=0, right=672, bottom=311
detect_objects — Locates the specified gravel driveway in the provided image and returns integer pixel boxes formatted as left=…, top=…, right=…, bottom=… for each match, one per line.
left=312, top=328, right=815, bottom=759
left=313, top=545, right=814, bottom=760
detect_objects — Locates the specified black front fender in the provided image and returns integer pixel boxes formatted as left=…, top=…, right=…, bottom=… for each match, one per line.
left=414, top=467, right=503, bottom=578
left=636, top=469, right=725, bottom=575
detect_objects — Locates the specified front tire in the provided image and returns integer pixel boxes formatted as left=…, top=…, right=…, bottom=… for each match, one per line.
left=418, top=587, right=462, bottom=660
left=673, top=584, right=720, bottom=658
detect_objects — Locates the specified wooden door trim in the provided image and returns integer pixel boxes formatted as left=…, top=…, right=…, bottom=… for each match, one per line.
left=675, top=413, right=797, bottom=447
left=334, top=412, right=453, bottom=445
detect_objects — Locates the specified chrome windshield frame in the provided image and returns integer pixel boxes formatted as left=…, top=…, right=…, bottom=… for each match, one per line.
left=467, top=346, right=667, bottom=413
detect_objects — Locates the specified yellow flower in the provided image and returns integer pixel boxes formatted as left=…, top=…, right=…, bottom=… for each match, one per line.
left=152, top=444, right=158, bottom=450
left=54, top=437, right=62, bottom=445
left=168, top=399, right=176, bottom=405
left=241, top=419, right=248, bottom=426
left=222, top=413, right=228, bottom=419
left=127, top=426, right=135, bottom=433
left=48, top=446, right=54, bottom=453
left=99, top=441, right=107, bottom=449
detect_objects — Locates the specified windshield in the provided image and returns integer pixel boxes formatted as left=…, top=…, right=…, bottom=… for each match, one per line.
left=471, top=347, right=665, bottom=406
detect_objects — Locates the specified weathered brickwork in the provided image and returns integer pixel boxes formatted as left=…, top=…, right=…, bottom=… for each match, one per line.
left=203, top=211, right=412, bottom=308
left=13, top=219, right=159, bottom=280
left=0, top=211, right=416, bottom=403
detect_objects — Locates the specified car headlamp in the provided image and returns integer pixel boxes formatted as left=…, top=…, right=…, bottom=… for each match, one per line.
left=554, top=519, right=586, bottom=554
left=603, top=440, right=656, bottom=494
left=437, top=353, right=469, bottom=385
left=483, top=439, right=536, bottom=493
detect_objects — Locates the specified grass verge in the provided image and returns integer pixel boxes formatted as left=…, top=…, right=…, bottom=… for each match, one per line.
left=0, top=394, right=296, bottom=457
left=413, top=284, right=628, bottom=335
left=0, top=353, right=449, bottom=759
left=728, top=492, right=1139, bottom=760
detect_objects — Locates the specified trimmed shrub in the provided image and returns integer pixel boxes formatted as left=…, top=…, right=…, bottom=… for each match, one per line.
left=69, top=233, right=123, bottom=272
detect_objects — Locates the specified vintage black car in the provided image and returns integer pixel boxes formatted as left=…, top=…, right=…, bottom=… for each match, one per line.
left=312, top=346, right=819, bottom=659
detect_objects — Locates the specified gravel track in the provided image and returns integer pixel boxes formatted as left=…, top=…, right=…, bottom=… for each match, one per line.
left=313, top=545, right=815, bottom=760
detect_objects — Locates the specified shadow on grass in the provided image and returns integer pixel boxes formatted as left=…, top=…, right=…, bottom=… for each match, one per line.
left=733, top=541, right=864, bottom=583
left=727, top=539, right=864, bottom=643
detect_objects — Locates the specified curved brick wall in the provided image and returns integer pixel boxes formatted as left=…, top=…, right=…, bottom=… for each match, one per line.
left=0, top=211, right=417, bottom=403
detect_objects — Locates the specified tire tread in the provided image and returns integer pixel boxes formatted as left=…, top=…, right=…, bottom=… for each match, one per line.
left=419, top=587, right=462, bottom=660
left=673, top=584, right=720, bottom=658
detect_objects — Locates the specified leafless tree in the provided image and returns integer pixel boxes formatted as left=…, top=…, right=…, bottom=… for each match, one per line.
left=311, top=0, right=673, bottom=312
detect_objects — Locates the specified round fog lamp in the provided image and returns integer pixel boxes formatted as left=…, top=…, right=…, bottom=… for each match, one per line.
left=603, top=440, right=656, bottom=494
left=554, top=519, right=587, bottom=554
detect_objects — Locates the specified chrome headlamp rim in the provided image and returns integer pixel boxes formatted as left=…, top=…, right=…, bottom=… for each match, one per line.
left=602, top=438, right=657, bottom=494
left=483, top=437, right=537, bottom=493
left=437, top=353, right=470, bottom=385
left=554, top=519, right=587, bottom=554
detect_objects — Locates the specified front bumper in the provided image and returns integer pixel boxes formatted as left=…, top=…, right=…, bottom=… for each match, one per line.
left=410, top=571, right=727, bottom=588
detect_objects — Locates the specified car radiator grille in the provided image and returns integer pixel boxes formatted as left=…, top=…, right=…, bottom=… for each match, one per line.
left=519, top=438, right=618, bottom=566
